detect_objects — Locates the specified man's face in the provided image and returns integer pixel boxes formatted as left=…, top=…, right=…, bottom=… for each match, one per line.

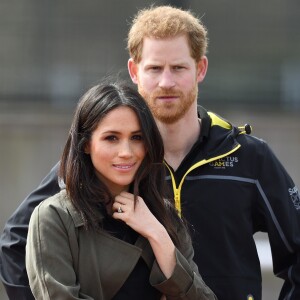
left=129, top=35, right=207, bottom=124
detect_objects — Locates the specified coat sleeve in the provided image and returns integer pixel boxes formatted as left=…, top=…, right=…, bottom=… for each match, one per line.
left=255, top=141, right=300, bottom=300
left=26, top=198, right=92, bottom=300
left=149, top=222, right=217, bottom=300
left=0, top=162, right=60, bottom=300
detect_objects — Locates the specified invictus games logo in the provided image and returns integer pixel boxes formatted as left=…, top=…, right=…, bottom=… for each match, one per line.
left=289, top=186, right=300, bottom=210
left=209, top=156, right=238, bottom=169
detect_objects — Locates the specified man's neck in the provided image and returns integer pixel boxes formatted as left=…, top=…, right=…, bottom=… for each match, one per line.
left=157, top=106, right=201, bottom=171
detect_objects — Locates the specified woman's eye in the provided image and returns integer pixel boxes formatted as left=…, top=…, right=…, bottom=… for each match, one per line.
left=132, top=135, right=143, bottom=141
left=105, top=135, right=117, bottom=141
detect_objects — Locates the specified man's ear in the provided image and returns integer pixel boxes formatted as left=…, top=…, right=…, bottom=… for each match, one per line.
left=128, top=58, right=138, bottom=84
left=196, top=56, right=208, bottom=83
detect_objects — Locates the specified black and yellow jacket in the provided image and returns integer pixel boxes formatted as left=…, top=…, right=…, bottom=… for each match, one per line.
left=164, top=106, right=300, bottom=300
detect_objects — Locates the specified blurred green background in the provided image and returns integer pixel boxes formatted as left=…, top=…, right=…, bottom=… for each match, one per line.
left=1, top=0, right=299, bottom=298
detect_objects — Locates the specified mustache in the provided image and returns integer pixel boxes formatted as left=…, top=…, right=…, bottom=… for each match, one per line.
left=151, top=89, right=183, bottom=97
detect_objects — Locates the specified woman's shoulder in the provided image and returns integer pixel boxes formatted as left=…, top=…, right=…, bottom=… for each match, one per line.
left=37, top=189, right=69, bottom=211
left=29, top=189, right=85, bottom=238
left=31, top=189, right=76, bottom=224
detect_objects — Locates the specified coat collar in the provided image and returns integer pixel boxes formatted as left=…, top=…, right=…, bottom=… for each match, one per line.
left=58, top=189, right=154, bottom=270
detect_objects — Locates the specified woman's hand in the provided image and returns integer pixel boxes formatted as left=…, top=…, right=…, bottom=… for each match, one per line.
left=112, top=191, right=162, bottom=239
left=112, top=191, right=176, bottom=279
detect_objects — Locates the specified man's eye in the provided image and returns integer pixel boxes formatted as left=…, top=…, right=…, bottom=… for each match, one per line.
left=174, top=66, right=184, bottom=70
left=150, top=66, right=161, bottom=71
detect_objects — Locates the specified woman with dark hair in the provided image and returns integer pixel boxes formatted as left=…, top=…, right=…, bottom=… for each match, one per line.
left=25, top=81, right=216, bottom=300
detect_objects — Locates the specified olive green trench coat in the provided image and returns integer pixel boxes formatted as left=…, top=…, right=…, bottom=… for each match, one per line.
left=26, top=190, right=216, bottom=300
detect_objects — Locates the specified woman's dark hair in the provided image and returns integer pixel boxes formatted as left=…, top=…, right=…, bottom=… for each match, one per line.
left=59, top=80, right=181, bottom=246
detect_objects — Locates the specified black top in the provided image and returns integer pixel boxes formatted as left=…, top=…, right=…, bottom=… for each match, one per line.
left=102, top=217, right=161, bottom=300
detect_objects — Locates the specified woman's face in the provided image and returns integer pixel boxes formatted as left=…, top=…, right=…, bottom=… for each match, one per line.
left=85, top=106, right=146, bottom=196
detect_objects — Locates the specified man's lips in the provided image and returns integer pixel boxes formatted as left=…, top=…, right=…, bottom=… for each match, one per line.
left=157, top=95, right=178, bottom=101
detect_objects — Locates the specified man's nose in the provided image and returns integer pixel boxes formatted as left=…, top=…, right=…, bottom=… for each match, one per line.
left=158, top=69, right=175, bottom=89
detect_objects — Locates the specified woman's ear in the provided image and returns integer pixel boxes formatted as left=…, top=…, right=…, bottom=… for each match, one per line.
left=84, top=143, right=90, bottom=155
left=128, top=58, right=139, bottom=84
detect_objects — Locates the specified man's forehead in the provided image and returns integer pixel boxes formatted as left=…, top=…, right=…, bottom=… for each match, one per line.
left=139, top=36, right=194, bottom=64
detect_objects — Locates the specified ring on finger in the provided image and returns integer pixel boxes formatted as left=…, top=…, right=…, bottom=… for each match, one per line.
left=117, top=206, right=123, bottom=213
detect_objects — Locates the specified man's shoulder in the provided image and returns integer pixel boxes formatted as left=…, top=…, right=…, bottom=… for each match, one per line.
left=237, top=132, right=267, bottom=148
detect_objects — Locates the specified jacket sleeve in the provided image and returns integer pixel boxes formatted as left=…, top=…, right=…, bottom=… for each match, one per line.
left=26, top=198, right=91, bottom=300
left=149, top=223, right=217, bottom=300
left=0, top=162, right=60, bottom=300
left=255, top=141, right=300, bottom=300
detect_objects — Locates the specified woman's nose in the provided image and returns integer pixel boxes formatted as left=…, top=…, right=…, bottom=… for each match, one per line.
left=118, top=141, right=133, bottom=158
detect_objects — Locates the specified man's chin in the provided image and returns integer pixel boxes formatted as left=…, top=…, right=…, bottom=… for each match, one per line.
left=154, top=113, right=182, bottom=124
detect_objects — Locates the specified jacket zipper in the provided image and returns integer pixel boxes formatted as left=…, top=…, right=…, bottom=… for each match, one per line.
left=164, top=144, right=241, bottom=216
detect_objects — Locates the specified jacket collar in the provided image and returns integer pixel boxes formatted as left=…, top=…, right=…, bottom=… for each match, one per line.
left=59, top=189, right=154, bottom=268
left=59, top=189, right=104, bottom=227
